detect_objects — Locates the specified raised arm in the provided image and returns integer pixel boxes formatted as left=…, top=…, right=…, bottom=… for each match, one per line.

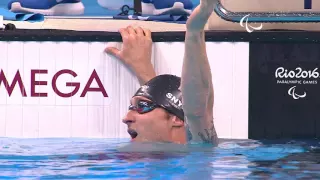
left=181, top=0, right=218, bottom=145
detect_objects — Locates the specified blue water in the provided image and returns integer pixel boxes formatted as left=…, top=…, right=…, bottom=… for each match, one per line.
left=0, top=0, right=200, bottom=16
left=0, top=138, right=319, bottom=179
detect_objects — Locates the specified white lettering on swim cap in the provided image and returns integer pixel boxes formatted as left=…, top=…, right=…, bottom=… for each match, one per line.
left=166, top=93, right=182, bottom=107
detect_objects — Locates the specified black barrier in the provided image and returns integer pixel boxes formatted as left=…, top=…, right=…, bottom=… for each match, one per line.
left=249, top=43, right=320, bottom=139
left=1, top=29, right=320, bottom=42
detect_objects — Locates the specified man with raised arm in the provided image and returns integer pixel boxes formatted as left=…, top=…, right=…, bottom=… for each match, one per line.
left=105, top=0, right=218, bottom=145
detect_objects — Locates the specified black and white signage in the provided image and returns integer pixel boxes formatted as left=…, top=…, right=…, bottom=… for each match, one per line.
left=249, top=43, right=320, bottom=139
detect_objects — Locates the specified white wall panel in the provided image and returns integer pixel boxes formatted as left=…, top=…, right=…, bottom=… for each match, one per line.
left=232, top=43, right=249, bottom=139
left=207, top=42, right=234, bottom=139
left=0, top=41, right=249, bottom=139
left=0, top=42, right=8, bottom=137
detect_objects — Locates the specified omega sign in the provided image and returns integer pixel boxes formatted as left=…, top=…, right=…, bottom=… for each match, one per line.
left=0, top=69, right=108, bottom=97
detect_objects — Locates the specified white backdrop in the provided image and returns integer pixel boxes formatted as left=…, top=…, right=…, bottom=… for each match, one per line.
left=0, top=41, right=249, bottom=139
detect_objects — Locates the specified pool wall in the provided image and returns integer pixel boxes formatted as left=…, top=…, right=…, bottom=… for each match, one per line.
left=0, top=37, right=249, bottom=139
left=1, top=0, right=320, bottom=140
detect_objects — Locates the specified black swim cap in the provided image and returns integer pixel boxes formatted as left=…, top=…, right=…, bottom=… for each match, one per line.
left=133, top=74, right=185, bottom=121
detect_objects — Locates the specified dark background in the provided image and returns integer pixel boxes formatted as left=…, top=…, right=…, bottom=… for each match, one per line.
left=249, top=43, right=320, bottom=139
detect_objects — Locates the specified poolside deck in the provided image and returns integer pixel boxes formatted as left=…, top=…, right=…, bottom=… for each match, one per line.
left=4, top=12, right=320, bottom=33
left=3, top=17, right=190, bottom=32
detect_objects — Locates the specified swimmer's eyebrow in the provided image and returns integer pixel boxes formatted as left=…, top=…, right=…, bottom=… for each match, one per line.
left=130, top=98, right=152, bottom=105
left=139, top=99, right=153, bottom=103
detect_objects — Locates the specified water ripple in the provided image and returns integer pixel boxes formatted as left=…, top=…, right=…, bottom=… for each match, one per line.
left=0, top=138, right=318, bottom=179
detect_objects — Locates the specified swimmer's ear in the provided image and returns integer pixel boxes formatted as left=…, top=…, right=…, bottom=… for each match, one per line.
left=171, top=115, right=184, bottom=127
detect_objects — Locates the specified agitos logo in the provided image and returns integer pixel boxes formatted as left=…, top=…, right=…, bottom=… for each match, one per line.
left=0, top=69, right=108, bottom=98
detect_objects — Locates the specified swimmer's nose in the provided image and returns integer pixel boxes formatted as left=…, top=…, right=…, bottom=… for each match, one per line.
left=122, top=118, right=135, bottom=125
left=122, top=111, right=136, bottom=125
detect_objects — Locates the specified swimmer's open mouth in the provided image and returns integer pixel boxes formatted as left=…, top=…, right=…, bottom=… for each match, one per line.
left=128, top=129, right=138, bottom=139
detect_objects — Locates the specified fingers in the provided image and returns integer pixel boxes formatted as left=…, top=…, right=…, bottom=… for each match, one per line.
left=135, top=27, right=144, bottom=36
left=123, top=26, right=151, bottom=38
left=119, top=28, right=129, bottom=43
left=143, top=28, right=152, bottom=39
left=119, top=28, right=129, bottom=37
left=127, top=26, right=136, bottom=36
left=105, top=47, right=122, bottom=60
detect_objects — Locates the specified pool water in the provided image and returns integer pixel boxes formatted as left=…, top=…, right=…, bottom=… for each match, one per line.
left=0, top=138, right=319, bottom=179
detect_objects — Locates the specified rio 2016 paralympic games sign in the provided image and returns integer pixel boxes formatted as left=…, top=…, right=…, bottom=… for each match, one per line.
left=215, top=0, right=319, bottom=22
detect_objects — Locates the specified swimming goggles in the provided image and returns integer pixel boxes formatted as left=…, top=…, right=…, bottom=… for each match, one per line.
left=128, top=99, right=160, bottom=114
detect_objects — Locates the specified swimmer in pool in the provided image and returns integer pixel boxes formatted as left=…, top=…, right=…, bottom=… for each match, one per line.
left=105, top=0, right=218, bottom=145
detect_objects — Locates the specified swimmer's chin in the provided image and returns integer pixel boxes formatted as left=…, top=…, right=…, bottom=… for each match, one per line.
left=130, top=136, right=145, bottom=142
left=130, top=137, right=162, bottom=144
left=129, top=136, right=150, bottom=143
